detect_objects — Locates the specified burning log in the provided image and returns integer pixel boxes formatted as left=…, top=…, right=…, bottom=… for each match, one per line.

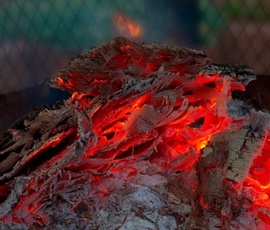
left=0, top=37, right=269, bottom=229
left=197, top=110, right=270, bottom=228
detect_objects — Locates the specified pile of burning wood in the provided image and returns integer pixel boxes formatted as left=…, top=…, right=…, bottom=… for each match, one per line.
left=0, top=37, right=270, bottom=229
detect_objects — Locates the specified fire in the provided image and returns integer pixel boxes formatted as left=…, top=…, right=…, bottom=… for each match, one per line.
left=114, top=12, right=141, bottom=38
left=0, top=37, right=269, bottom=229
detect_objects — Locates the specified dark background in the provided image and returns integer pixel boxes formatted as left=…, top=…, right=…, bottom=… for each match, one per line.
left=1, top=0, right=270, bottom=133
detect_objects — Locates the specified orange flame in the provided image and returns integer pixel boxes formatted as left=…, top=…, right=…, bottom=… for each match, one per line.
left=114, top=12, right=141, bottom=38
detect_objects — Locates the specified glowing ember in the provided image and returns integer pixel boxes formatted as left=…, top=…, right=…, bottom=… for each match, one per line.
left=114, top=12, right=141, bottom=38
left=0, top=37, right=269, bottom=229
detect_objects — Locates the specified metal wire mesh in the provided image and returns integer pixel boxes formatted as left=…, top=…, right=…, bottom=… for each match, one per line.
left=200, top=0, right=270, bottom=75
left=0, top=0, right=269, bottom=132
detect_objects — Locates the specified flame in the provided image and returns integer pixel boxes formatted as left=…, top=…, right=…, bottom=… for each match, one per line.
left=114, top=12, right=141, bottom=38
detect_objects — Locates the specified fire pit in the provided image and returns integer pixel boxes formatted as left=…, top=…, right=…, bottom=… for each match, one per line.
left=0, top=37, right=269, bottom=229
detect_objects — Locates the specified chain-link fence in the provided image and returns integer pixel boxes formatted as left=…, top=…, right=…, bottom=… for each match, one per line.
left=0, top=0, right=270, bottom=132
left=200, top=0, right=270, bottom=75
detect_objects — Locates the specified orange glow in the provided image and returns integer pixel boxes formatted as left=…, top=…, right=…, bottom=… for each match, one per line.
left=244, top=177, right=270, bottom=192
left=114, top=12, right=141, bottom=38
left=199, top=140, right=208, bottom=149
left=131, top=93, right=149, bottom=109
left=68, top=92, right=79, bottom=105
left=57, top=76, right=64, bottom=86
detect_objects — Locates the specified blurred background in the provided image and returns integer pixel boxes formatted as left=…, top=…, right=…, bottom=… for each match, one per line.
left=0, top=0, right=270, bottom=133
